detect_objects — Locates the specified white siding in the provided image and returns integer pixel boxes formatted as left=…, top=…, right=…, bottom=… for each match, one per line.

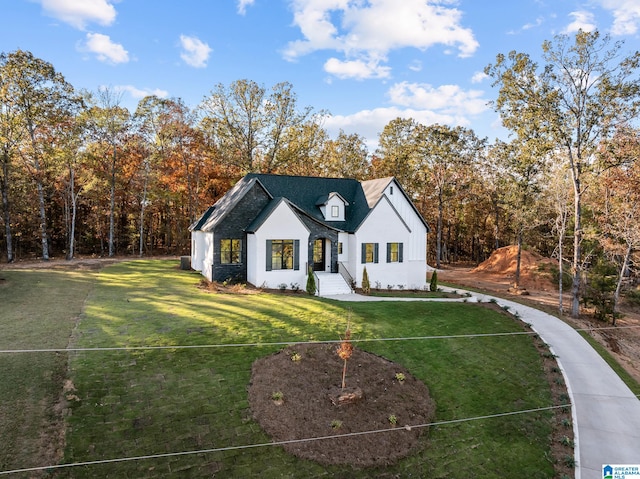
left=354, top=197, right=427, bottom=289
left=248, top=201, right=310, bottom=289
left=191, top=230, right=214, bottom=281
left=383, top=180, right=427, bottom=262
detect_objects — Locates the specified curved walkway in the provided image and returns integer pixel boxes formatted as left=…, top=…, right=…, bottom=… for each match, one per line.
left=324, top=289, right=640, bottom=479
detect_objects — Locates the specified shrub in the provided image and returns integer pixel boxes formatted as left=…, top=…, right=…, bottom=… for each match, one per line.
left=305, top=267, right=316, bottom=295
left=429, top=270, right=438, bottom=292
left=361, top=267, right=370, bottom=295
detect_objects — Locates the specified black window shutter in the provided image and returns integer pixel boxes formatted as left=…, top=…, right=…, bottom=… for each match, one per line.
left=266, top=240, right=272, bottom=271
left=374, top=243, right=379, bottom=263
left=294, top=240, right=300, bottom=270
left=399, top=243, right=404, bottom=263
left=386, top=243, right=391, bottom=263
left=361, top=243, right=366, bottom=263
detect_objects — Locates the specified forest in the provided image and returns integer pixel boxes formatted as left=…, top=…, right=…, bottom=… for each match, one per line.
left=1, top=30, right=639, bottom=319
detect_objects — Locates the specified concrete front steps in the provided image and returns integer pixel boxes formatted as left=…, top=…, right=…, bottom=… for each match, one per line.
left=315, top=272, right=353, bottom=296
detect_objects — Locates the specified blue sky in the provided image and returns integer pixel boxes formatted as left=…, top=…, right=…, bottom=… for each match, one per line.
left=2, top=0, right=640, bottom=150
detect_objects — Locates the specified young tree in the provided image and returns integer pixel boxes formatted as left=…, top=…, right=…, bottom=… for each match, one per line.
left=486, top=30, right=640, bottom=317
left=545, top=157, right=573, bottom=314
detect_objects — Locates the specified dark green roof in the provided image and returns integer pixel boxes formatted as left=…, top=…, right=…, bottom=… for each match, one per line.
left=192, top=173, right=429, bottom=234
left=245, top=173, right=372, bottom=233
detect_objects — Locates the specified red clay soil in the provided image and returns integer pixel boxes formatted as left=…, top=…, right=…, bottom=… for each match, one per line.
left=438, top=245, right=640, bottom=385
left=247, top=343, right=436, bottom=467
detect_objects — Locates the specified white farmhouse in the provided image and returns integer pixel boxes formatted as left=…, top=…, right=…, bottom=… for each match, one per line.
left=190, top=174, right=429, bottom=295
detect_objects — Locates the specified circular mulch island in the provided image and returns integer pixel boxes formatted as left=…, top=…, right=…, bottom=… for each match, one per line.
left=247, top=343, right=436, bottom=467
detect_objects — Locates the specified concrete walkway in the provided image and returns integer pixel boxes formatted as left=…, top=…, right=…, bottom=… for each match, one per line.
left=324, top=289, right=640, bottom=479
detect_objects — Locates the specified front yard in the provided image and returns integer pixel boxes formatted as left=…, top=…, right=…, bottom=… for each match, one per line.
left=1, top=260, right=562, bottom=478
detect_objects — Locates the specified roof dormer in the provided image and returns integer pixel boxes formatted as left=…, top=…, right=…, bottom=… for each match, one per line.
left=316, top=192, right=348, bottom=221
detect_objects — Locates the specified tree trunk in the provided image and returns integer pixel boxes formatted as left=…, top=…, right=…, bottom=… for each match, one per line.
left=514, top=231, right=523, bottom=288
left=139, top=162, right=149, bottom=257
left=570, top=181, right=582, bottom=318
left=557, top=229, right=564, bottom=315
left=108, top=146, right=116, bottom=257
left=612, top=243, right=633, bottom=327
left=1, top=151, right=14, bottom=263
left=67, top=165, right=77, bottom=260
left=436, top=190, right=443, bottom=268
left=36, top=176, right=49, bottom=260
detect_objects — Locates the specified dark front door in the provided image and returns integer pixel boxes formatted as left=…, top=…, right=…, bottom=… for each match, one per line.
left=313, top=239, right=325, bottom=271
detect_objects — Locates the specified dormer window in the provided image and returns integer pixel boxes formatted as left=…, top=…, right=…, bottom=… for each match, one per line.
left=316, top=192, right=348, bottom=221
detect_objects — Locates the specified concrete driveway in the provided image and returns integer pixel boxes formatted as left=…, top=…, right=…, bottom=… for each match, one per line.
left=325, top=290, right=640, bottom=479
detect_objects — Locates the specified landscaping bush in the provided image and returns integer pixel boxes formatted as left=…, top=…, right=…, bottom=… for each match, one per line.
left=429, top=270, right=438, bottom=292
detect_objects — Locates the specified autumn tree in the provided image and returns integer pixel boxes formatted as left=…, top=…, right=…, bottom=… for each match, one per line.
left=596, top=127, right=640, bottom=323
left=416, top=124, right=484, bottom=268
left=486, top=30, right=640, bottom=318
left=84, top=87, right=131, bottom=256
left=274, top=120, right=328, bottom=176
left=544, top=157, right=573, bottom=314
left=199, top=80, right=314, bottom=174
left=489, top=138, right=549, bottom=288
left=373, top=118, right=421, bottom=196
left=321, top=130, right=369, bottom=179
left=0, top=50, right=77, bottom=260
left=0, top=60, right=22, bottom=262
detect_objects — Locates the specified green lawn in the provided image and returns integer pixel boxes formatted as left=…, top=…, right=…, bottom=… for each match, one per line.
left=2, top=261, right=557, bottom=478
left=0, top=268, right=96, bottom=475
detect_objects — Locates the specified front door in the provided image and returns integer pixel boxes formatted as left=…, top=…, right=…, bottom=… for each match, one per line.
left=313, top=238, right=326, bottom=271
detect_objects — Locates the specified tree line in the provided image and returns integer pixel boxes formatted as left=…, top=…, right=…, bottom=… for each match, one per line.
left=1, top=30, right=640, bottom=320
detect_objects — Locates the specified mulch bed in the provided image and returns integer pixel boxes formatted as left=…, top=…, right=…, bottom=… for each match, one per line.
left=247, top=343, right=436, bottom=467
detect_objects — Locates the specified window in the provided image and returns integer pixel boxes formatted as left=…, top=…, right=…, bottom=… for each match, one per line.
left=220, top=239, right=241, bottom=264
left=266, top=240, right=300, bottom=271
left=361, top=243, right=379, bottom=263
left=331, top=205, right=339, bottom=217
left=390, top=186, right=394, bottom=195
left=338, top=242, right=343, bottom=254
left=387, top=242, right=403, bottom=263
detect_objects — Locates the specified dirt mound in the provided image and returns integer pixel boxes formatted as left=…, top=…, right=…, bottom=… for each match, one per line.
left=473, top=245, right=555, bottom=276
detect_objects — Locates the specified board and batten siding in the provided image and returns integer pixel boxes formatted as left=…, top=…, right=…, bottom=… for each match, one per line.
left=353, top=198, right=419, bottom=288
left=383, top=180, right=427, bottom=263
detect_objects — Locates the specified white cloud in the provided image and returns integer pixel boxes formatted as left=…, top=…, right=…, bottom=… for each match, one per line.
left=388, top=81, right=488, bottom=116
left=82, top=33, right=129, bottom=64
left=471, top=71, right=488, bottom=84
left=237, top=0, right=255, bottom=15
left=39, top=0, right=116, bottom=29
left=599, top=0, right=640, bottom=35
left=324, top=57, right=391, bottom=79
left=563, top=11, right=597, bottom=33
left=179, top=35, right=212, bottom=68
left=116, top=85, right=169, bottom=100
left=283, top=0, right=478, bottom=80
left=324, top=81, right=490, bottom=151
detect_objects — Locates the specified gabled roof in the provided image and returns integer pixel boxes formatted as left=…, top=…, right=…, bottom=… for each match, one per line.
left=243, top=173, right=371, bottom=233
left=191, top=173, right=429, bottom=234
left=190, top=176, right=271, bottom=232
